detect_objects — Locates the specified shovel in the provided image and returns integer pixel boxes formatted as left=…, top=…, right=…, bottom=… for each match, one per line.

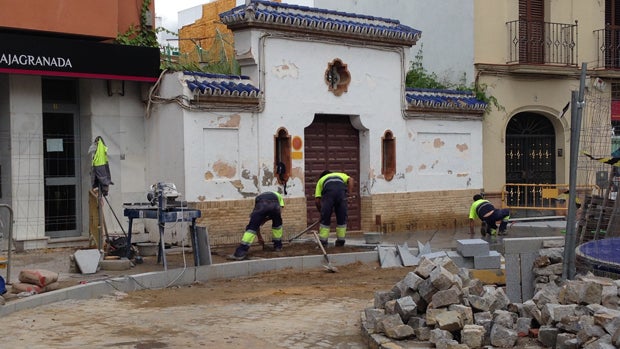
left=311, top=231, right=338, bottom=273
left=288, top=220, right=320, bottom=242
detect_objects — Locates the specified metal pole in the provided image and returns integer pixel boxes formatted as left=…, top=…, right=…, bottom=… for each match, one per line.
left=563, top=62, right=587, bottom=279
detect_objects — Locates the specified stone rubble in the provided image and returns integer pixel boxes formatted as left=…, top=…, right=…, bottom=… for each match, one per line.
left=361, top=252, right=620, bottom=348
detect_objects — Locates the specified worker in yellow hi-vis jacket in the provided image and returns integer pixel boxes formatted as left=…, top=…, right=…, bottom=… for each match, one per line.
left=228, top=191, right=284, bottom=261
left=314, top=170, right=355, bottom=248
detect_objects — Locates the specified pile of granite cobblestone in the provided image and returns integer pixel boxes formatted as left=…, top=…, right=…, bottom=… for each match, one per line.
left=362, top=252, right=620, bottom=348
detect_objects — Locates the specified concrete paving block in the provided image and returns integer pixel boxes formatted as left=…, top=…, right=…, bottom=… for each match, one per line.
left=301, top=255, right=326, bottom=270
left=129, top=271, right=169, bottom=289
left=272, top=256, right=304, bottom=272
left=0, top=300, right=16, bottom=317
left=474, top=251, right=501, bottom=269
left=74, top=249, right=101, bottom=274
left=330, top=251, right=369, bottom=266
left=520, top=252, right=538, bottom=301
left=418, top=241, right=432, bottom=256
left=163, top=267, right=196, bottom=287
left=248, top=258, right=278, bottom=275
left=447, top=251, right=474, bottom=269
left=457, top=239, right=489, bottom=257
left=421, top=251, right=448, bottom=260
left=506, top=281, right=522, bottom=303
left=210, top=260, right=251, bottom=279
left=397, top=243, right=420, bottom=266
left=36, top=288, right=67, bottom=305
left=503, top=237, right=546, bottom=254
left=504, top=253, right=521, bottom=285
left=379, top=246, right=403, bottom=268
left=542, top=237, right=565, bottom=248
left=100, top=258, right=133, bottom=271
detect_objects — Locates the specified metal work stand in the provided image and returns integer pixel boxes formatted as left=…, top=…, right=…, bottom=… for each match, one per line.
left=123, top=207, right=201, bottom=270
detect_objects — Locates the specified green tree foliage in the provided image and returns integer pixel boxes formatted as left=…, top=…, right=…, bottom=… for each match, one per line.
left=405, top=49, right=448, bottom=89
left=405, top=47, right=502, bottom=112
left=115, top=0, right=158, bottom=48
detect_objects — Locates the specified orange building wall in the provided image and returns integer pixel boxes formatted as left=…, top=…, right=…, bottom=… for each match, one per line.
left=178, top=0, right=236, bottom=64
left=178, top=0, right=281, bottom=65
left=0, top=0, right=152, bottom=40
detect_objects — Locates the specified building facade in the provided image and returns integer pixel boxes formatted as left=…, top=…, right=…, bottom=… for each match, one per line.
left=0, top=1, right=160, bottom=249
left=475, top=0, right=618, bottom=205
left=148, top=1, right=487, bottom=245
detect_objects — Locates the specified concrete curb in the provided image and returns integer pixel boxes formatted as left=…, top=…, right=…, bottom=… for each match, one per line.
left=0, top=250, right=380, bottom=317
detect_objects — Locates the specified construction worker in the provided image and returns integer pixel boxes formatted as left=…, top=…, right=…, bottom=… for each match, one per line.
left=315, top=170, right=355, bottom=247
left=229, top=191, right=285, bottom=260
left=469, top=194, right=510, bottom=237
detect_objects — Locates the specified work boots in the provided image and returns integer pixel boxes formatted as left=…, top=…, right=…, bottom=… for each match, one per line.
left=228, top=244, right=249, bottom=261
left=320, top=239, right=328, bottom=249
left=335, top=239, right=345, bottom=247
left=273, top=239, right=283, bottom=252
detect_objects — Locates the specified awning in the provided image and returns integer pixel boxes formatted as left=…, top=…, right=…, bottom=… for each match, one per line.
left=0, top=32, right=160, bottom=82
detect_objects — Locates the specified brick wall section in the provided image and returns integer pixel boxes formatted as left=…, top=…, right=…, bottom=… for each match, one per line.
left=361, top=189, right=479, bottom=232
left=191, top=189, right=479, bottom=247
left=191, top=196, right=307, bottom=246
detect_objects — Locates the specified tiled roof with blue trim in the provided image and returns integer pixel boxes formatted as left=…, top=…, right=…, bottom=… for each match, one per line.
left=220, top=0, right=421, bottom=46
left=183, top=73, right=488, bottom=113
left=184, top=71, right=261, bottom=98
left=405, top=88, right=488, bottom=112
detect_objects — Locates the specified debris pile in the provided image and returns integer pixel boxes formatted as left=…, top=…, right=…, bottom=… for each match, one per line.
left=362, top=254, right=620, bottom=348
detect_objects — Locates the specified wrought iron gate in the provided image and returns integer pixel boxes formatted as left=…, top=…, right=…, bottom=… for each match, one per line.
left=505, top=112, right=556, bottom=207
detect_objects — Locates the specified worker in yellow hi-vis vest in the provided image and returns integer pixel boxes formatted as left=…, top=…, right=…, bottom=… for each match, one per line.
left=89, top=136, right=113, bottom=196
left=314, top=170, right=355, bottom=248
left=228, top=191, right=285, bottom=261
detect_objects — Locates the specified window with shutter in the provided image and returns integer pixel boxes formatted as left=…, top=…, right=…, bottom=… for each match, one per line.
left=519, top=0, right=544, bottom=64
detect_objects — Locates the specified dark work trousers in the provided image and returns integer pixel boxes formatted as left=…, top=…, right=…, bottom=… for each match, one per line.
left=246, top=199, right=282, bottom=233
left=320, top=186, right=348, bottom=227
left=484, top=208, right=510, bottom=232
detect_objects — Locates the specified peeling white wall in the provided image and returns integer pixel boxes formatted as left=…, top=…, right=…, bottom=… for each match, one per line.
left=155, top=30, right=482, bottom=204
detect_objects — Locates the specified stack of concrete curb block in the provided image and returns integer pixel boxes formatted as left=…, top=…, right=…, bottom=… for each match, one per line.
left=455, top=239, right=502, bottom=270
left=503, top=236, right=564, bottom=303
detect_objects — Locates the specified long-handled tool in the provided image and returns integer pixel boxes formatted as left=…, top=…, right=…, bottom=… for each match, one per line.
left=312, top=231, right=338, bottom=273
left=288, top=220, right=320, bottom=242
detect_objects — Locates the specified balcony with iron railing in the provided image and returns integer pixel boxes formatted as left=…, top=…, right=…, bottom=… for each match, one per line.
left=506, top=20, right=578, bottom=66
left=594, top=27, right=620, bottom=70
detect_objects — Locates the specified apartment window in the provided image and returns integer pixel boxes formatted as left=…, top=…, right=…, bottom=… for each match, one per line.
left=274, top=128, right=291, bottom=185
left=519, top=0, right=544, bottom=64
left=382, top=131, right=396, bottom=181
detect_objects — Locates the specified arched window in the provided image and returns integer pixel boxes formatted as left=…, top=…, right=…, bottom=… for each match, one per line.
left=274, top=128, right=291, bottom=185
left=382, top=131, right=396, bottom=181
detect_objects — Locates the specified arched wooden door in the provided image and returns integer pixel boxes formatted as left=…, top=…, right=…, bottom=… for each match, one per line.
left=304, top=114, right=361, bottom=231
